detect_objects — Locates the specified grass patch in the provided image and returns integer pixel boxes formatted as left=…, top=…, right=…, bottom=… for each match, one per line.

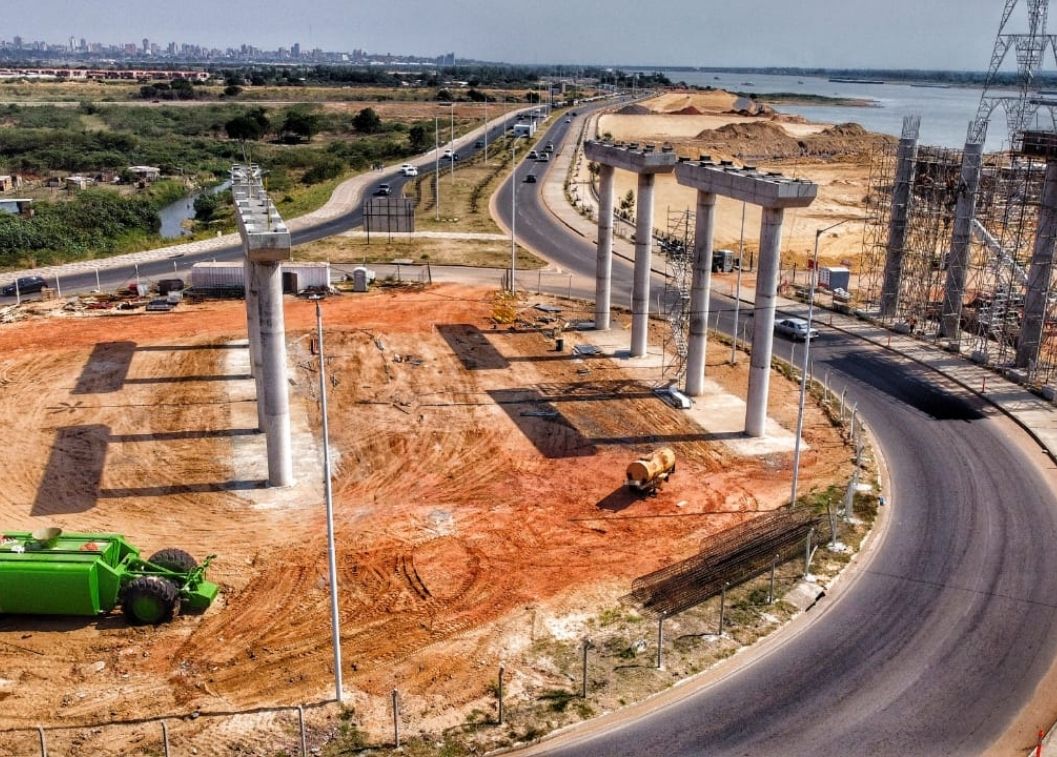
left=295, top=234, right=544, bottom=270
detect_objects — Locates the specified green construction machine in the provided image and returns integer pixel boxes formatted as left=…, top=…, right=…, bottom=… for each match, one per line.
left=0, top=528, right=218, bottom=625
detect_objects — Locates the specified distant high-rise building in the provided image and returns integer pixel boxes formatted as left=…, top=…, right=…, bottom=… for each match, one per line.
left=13, top=36, right=23, bottom=49
left=142, top=38, right=150, bottom=54
left=292, top=42, right=301, bottom=57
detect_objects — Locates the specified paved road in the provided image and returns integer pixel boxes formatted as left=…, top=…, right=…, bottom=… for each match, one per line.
left=495, top=110, right=1057, bottom=754
left=0, top=112, right=527, bottom=301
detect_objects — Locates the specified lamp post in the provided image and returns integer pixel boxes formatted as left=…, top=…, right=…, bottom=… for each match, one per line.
left=510, top=137, right=522, bottom=293
left=434, top=115, right=440, bottom=221
left=450, top=103, right=455, bottom=184
left=312, top=295, right=344, bottom=703
left=790, top=219, right=853, bottom=506
left=731, top=201, right=747, bottom=364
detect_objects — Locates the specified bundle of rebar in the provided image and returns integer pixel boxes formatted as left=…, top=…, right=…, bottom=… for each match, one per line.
left=627, top=508, right=821, bottom=618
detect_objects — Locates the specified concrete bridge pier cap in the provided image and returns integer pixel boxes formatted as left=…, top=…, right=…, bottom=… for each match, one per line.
left=675, top=159, right=818, bottom=438
left=583, top=141, right=677, bottom=356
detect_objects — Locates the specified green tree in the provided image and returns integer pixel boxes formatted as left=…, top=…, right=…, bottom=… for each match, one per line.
left=223, top=84, right=243, bottom=98
left=352, top=107, right=382, bottom=134
left=436, top=88, right=453, bottom=102
left=525, top=91, right=540, bottom=103
left=193, top=192, right=219, bottom=221
left=280, top=110, right=319, bottom=143
left=408, top=123, right=431, bottom=152
left=225, top=114, right=266, bottom=141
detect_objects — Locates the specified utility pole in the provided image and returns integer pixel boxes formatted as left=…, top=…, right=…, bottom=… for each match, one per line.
left=434, top=116, right=440, bottom=221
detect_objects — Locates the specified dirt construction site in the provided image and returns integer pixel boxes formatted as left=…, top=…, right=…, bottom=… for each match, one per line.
left=0, top=283, right=851, bottom=753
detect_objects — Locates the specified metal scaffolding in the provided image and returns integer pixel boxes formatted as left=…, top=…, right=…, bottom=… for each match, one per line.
left=661, top=207, right=694, bottom=382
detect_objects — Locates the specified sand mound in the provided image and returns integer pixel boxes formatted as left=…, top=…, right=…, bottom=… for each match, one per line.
left=643, top=90, right=739, bottom=114
left=617, top=103, right=652, bottom=115
left=672, top=105, right=703, bottom=115
left=688, top=120, right=891, bottom=162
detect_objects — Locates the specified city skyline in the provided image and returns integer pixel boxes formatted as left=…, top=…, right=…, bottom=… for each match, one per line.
left=0, top=0, right=1035, bottom=70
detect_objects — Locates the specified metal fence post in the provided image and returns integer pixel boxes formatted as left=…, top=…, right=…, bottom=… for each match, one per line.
left=769, top=556, right=778, bottom=603
left=656, top=614, right=665, bottom=670
left=498, top=665, right=504, bottom=725
left=391, top=689, right=400, bottom=748
left=581, top=639, right=590, bottom=698
left=718, top=582, right=728, bottom=635
left=298, top=705, right=307, bottom=756
left=804, top=526, right=815, bottom=576
left=37, top=726, right=46, bottom=757
left=161, top=721, right=170, bottom=757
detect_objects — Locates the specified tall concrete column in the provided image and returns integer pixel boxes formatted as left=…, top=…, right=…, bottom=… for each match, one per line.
left=244, top=256, right=265, bottom=431
left=631, top=172, right=656, bottom=358
left=745, top=207, right=784, bottom=437
left=252, top=261, right=294, bottom=487
left=1017, top=159, right=1057, bottom=369
left=684, top=191, right=716, bottom=396
left=595, top=164, right=616, bottom=330
left=940, top=137, right=985, bottom=340
left=880, top=116, right=921, bottom=318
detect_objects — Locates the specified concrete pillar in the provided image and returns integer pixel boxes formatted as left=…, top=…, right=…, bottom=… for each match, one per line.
left=685, top=191, right=716, bottom=396
left=252, top=261, right=294, bottom=487
left=1017, top=159, right=1057, bottom=368
left=631, top=173, right=656, bottom=357
left=244, top=256, right=265, bottom=431
left=880, top=117, right=921, bottom=318
left=595, top=164, right=615, bottom=330
left=745, top=207, right=784, bottom=437
left=940, top=137, right=985, bottom=340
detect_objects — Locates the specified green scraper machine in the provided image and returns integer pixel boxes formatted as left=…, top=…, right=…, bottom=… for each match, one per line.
left=0, top=528, right=218, bottom=625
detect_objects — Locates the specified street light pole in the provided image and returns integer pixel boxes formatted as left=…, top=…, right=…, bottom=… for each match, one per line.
left=450, top=104, right=455, bottom=184
left=313, top=296, right=343, bottom=703
left=434, top=116, right=440, bottom=221
left=731, top=201, right=746, bottom=364
left=790, top=219, right=852, bottom=506
left=510, top=139, right=519, bottom=292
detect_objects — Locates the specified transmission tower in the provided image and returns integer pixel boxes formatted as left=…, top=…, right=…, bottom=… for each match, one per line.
left=974, top=0, right=1057, bottom=145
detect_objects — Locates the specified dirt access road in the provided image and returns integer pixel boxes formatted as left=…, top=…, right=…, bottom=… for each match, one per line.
left=0, top=284, right=849, bottom=752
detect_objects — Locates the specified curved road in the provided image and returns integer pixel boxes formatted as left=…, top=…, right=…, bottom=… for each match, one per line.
left=494, top=109, right=1057, bottom=754
left=0, top=113, right=522, bottom=301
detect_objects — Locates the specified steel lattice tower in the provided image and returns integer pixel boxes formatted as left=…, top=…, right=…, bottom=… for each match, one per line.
left=974, top=0, right=1057, bottom=145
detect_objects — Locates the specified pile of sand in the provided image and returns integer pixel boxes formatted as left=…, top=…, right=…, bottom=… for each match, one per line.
left=617, top=103, right=652, bottom=116
left=686, top=120, right=891, bottom=162
left=672, top=105, right=703, bottom=115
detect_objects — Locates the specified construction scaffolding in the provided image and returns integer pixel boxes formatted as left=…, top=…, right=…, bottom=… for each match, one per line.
left=857, top=139, right=1057, bottom=382
left=660, top=207, right=694, bottom=383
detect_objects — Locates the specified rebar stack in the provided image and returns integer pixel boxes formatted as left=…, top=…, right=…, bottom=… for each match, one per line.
left=627, top=509, right=821, bottom=619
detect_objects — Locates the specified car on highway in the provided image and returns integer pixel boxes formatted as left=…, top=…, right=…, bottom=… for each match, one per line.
left=373, top=184, right=392, bottom=197
left=564, top=118, right=572, bottom=123
left=774, top=317, right=818, bottom=341
left=442, top=150, right=460, bottom=161
left=545, top=142, right=554, bottom=151
left=528, top=150, right=540, bottom=160
left=536, top=153, right=550, bottom=162
left=524, top=174, right=537, bottom=183
left=400, top=164, right=418, bottom=177
left=474, top=140, right=485, bottom=148
left=1, top=275, right=46, bottom=296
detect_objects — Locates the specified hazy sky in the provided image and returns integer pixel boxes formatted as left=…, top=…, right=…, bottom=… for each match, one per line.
left=2, top=0, right=1027, bottom=69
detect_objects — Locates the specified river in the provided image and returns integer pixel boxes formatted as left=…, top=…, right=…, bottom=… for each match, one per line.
left=157, top=180, right=232, bottom=239
left=648, top=70, right=1020, bottom=151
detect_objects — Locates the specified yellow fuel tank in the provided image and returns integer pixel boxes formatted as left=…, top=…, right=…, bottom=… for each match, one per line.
left=626, top=447, right=676, bottom=492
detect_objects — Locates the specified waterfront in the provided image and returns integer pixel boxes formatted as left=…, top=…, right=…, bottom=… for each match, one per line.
left=655, top=70, right=1019, bottom=151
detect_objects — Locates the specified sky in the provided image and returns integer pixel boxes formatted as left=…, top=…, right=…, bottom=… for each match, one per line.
left=1, top=0, right=1032, bottom=70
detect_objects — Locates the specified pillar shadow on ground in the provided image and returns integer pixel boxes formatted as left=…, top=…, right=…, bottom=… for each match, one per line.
left=487, top=388, right=596, bottom=458
left=827, top=351, right=986, bottom=422
left=437, top=324, right=510, bottom=370
left=72, top=342, right=136, bottom=394
left=31, top=425, right=110, bottom=516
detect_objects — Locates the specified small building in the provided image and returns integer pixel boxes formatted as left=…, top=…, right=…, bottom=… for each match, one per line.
left=0, top=199, right=33, bottom=217
left=127, top=166, right=162, bottom=183
left=818, top=266, right=851, bottom=292
left=0, top=175, right=22, bottom=192
left=190, top=261, right=331, bottom=293
left=65, top=175, right=92, bottom=190
left=513, top=121, right=537, bottom=138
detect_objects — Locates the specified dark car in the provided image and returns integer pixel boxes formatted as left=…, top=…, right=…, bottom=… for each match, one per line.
left=1, top=275, right=46, bottom=296
left=474, top=140, right=485, bottom=148
left=373, top=184, right=392, bottom=197
left=524, top=174, right=537, bottom=183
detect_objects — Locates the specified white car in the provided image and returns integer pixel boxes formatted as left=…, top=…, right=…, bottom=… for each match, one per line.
left=400, top=164, right=418, bottom=177
left=774, top=317, right=819, bottom=341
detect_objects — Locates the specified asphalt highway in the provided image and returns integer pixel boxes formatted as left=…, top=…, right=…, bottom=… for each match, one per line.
left=0, top=113, right=522, bottom=301
left=495, top=109, right=1057, bottom=754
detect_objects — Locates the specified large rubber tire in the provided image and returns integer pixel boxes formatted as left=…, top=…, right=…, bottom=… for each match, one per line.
left=123, top=576, right=178, bottom=625
left=147, top=548, right=197, bottom=573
